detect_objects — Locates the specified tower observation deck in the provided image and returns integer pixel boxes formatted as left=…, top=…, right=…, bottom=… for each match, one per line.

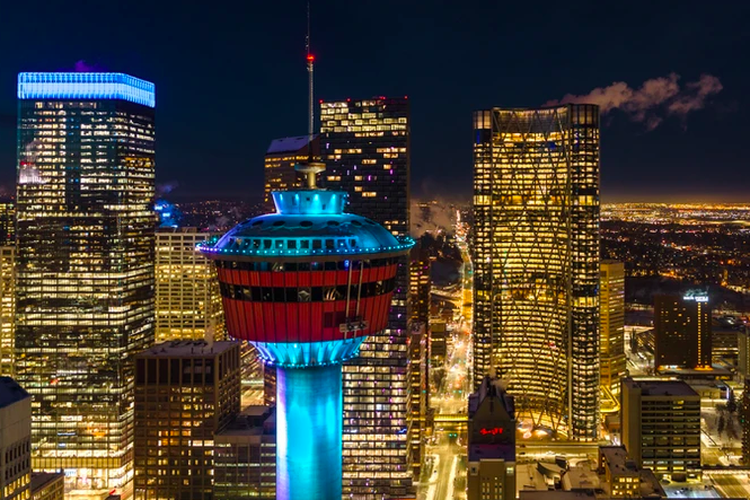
left=200, top=164, right=414, bottom=499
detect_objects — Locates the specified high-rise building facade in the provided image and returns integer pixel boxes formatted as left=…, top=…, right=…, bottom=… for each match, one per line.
left=654, top=293, right=711, bottom=370
left=133, top=340, right=241, bottom=500
left=0, top=202, right=15, bottom=245
left=407, top=323, right=429, bottom=480
left=0, top=377, right=32, bottom=500
left=409, top=242, right=430, bottom=327
left=156, top=228, right=225, bottom=342
left=472, top=105, right=600, bottom=440
left=30, top=472, right=65, bottom=500
left=601, top=260, right=626, bottom=395
left=15, top=72, right=156, bottom=495
left=467, top=375, right=516, bottom=500
left=263, top=135, right=319, bottom=210
left=0, top=247, right=15, bottom=376
left=0, top=202, right=16, bottom=376
left=621, top=378, right=701, bottom=481
left=214, top=405, right=276, bottom=500
left=739, top=330, right=750, bottom=379
left=320, top=97, right=413, bottom=496
left=742, top=377, right=750, bottom=465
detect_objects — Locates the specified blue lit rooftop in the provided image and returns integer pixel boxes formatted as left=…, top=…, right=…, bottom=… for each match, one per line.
left=18, top=72, right=155, bottom=108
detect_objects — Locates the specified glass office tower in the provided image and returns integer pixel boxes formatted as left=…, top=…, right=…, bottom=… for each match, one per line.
left=15, top=72, right=156, bottom=496
left=155, top=228, right=225, bottom=343
left=600, top=260, right=626, bottom=395
left=0, top=246, right=15, bottom=377
left=472, top=105, right=600, bottom=441
left=320, top=97, right=413, bottom=497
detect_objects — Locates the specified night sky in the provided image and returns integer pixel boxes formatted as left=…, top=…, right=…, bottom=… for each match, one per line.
left=0, top=1, right=748, bottom=202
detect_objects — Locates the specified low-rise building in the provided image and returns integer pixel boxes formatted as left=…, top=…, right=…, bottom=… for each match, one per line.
left=0, top=377, right=31, bottom=500
left=621, top=378, right=701, bottom=481
left=214, top=405, right=276, bottom=499
left=30, top=472, right=64, bottom=500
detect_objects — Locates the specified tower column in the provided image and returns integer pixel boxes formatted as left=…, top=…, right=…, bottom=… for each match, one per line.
left=276, top=363, right=342, bottom=500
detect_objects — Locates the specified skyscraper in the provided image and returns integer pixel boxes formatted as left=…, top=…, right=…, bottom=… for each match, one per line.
left=320, top=97, right=413, bottom=496
left=742, top=377, right=750, bottom=465
left=0, top=202, right=16, bottom=245
left=654, top=292, right=712, bottom=370
left=601, top=260, right=626, bottom=395
left=0, top=247, right=15, bottom=376
left=156, top=228, right=225, bottom=342
left=472, top=104, right=600, bottom=441
left=409, top=242, right=431, bottom=327
left=0, top=203, right=16, bottom=377
left=133, top=340, right=241, bottom=500
left=407, top=322, right=429, bottom=480
left=15, top=72, right=156, bottom=495
left=263, top=135, right=319, bottom=210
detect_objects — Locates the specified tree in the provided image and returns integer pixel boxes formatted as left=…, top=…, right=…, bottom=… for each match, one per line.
left=727, top=391, right=738, bottom=414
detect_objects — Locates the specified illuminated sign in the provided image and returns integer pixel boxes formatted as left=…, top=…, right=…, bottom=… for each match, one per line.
left=683, top=294, right=708, bottom=303
left=479, top=427, right=504, bottom=435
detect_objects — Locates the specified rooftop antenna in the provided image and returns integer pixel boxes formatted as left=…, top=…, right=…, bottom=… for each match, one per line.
left=297, top=0, right=325, bottom=188
left=306, top=0, right=314, bottom=147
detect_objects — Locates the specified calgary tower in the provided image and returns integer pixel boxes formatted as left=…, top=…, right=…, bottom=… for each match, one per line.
left=199, top=29, right=414, bottom=495
left=201, top=165, right=413, bottom=498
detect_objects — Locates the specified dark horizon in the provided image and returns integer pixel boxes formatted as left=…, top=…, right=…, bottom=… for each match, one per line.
left=1, top=1, right=748, bottom=203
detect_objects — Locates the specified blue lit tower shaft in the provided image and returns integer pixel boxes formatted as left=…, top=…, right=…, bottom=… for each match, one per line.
left=277, top=364, right=342, bottom=499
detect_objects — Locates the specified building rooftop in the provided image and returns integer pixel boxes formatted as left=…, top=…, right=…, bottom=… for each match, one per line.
left=267, top=135, right=318, bottom=155
left=137, top=340, right=237, bottom=358
left=599, top=446, right=638, bottom=475
left=622, top=377, right=699, bottom=397
left=0, top=377, right=30, bottom=409
left=30, top=472, right=64, bottom=493
left=520, top=492, right=706, bottom=500
left=562, top=466, right=600, bottom=491
left=516, top=463, right=554, bottom=492
left=18, top=72, right=155, bottom=108
left=156, top=227, right=216, bottom=235
left=215, top=405, right=275, bottom=437
left=468, top=375, right=515, bottom=419
left=656, top=365, right=732, bottom=379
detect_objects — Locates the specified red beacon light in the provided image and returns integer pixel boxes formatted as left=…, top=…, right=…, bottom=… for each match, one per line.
left=306, top=54, right=315, bottom=62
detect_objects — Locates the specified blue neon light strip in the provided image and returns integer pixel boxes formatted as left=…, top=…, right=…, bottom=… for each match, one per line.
left=18, top=72, right=155, bottom=108
left=198, top=236, right=415, bottom=258
left=253, top=338, right=366, bottom=367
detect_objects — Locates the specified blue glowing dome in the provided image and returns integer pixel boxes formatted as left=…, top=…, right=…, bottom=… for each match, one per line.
left=205, top=190, right=412, bottom=259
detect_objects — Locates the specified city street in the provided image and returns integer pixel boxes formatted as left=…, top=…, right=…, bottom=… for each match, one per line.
left=705, top=474, right=749, bottom=498
left=418, top=215, right=472, bottom=500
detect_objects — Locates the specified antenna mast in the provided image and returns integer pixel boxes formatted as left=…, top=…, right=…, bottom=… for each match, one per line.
left=306, top=1, right=314, bottom=154
left=296, top=0, right=325, bottom=189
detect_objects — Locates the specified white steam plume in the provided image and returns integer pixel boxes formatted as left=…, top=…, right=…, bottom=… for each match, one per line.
left=546, top=73, right=723, bottom=130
